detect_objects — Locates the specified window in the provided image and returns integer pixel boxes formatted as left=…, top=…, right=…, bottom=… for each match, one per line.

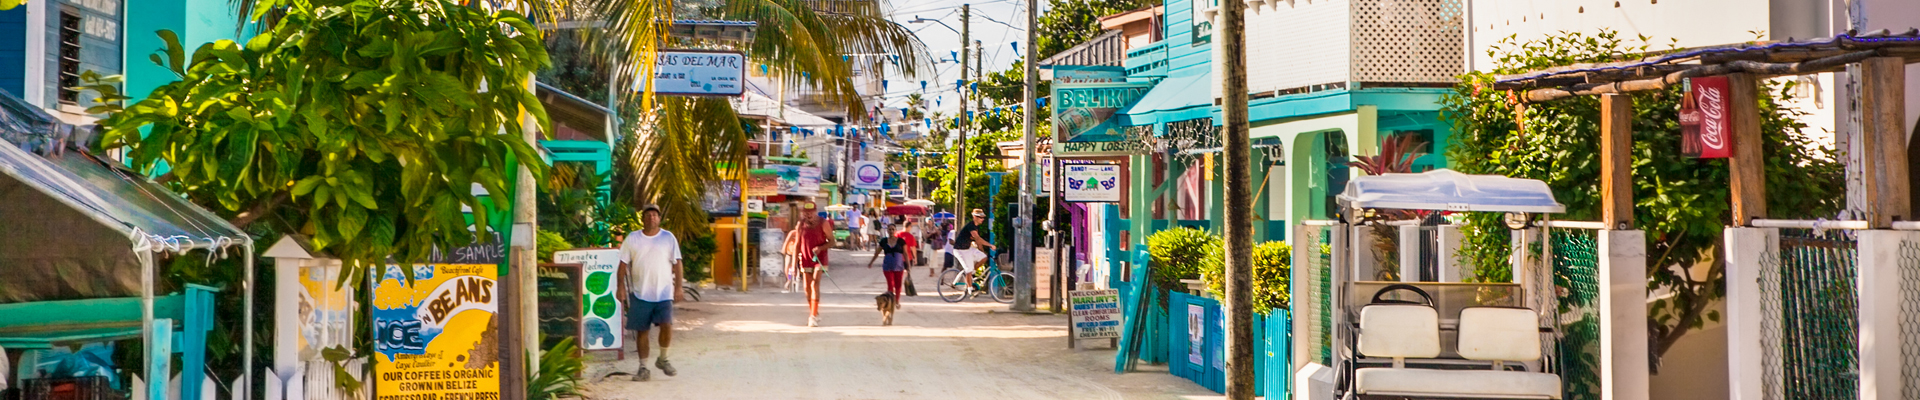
left=58, top=9, right=81, bottom=105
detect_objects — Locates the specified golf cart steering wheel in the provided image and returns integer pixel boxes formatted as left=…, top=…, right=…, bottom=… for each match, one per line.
left=1369, top=284, right=1435, bottom=307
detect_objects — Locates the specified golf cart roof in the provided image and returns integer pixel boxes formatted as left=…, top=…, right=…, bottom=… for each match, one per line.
left=1337, top=169, right=1566, bottom=213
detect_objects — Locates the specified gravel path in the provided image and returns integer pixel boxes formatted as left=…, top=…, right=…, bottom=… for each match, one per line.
left=577, top=249, right=1218, bottom=400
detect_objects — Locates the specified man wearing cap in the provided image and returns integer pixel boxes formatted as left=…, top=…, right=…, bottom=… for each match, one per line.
left=951, top=209, right=995, bottom=284
left=618, top=204, right=682, bottom=381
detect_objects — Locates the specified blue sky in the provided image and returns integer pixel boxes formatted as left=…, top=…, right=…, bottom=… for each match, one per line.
left=881, top=0, right=1037, bottom=115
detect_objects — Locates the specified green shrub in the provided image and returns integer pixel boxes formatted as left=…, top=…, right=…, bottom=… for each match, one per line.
left=680, top=232, right=717, bottom=283
left=536, top=230, right=573, bottom=264
left=1146, top=227, right=1220, bottom=294
left=1201, top=241, right=1293, bottom=315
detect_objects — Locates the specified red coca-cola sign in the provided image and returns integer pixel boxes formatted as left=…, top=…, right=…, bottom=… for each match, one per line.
left=1680, top=76, right=1732, bottom=158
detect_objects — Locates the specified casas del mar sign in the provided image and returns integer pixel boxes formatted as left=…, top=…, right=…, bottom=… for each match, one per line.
left=638, top=50, right=746, bottom=96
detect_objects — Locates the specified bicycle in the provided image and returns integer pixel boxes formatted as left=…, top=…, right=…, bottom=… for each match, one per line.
left=936, top=249, right=1014, bottom=303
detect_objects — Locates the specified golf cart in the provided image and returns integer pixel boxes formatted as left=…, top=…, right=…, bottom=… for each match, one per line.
left=1294, top=170, right=1569, bottom=400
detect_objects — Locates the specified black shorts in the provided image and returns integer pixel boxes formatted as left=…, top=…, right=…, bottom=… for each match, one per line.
left=626, top=295, right=673, bottom=331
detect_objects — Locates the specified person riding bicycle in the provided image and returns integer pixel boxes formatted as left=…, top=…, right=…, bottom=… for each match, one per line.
left=951, top=209, right=994, bottom=284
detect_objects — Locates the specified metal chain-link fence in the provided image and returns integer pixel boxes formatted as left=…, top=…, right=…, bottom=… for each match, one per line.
left=1549, top=229, right=1600, bottom=400
left=1897, top=239, right=1920, bottom=399
left=1776, top=229, right=1859, bottom=399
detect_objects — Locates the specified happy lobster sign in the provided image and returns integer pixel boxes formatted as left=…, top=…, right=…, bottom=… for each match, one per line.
left=1680, top=76, right=1732, bottom=158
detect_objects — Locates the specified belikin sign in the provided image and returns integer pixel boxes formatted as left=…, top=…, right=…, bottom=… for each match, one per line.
left=1680, top=76, right=1732, bottom=159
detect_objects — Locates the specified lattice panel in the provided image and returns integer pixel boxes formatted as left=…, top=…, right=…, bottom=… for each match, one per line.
left=1899, top=239, right=1920, bottom=399
left=1350, top=0, right=1464, bottom=84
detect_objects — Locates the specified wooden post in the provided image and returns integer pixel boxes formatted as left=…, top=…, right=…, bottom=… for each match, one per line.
left=1727, top=73, right=1768, bottom=225
left=1600, top=94, right=1634, bottom=229
left=1861, top=57, right=1910, bottom=227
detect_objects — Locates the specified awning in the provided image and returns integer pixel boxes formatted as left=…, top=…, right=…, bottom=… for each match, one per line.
left=1336, top=169, right=1566, bottom=213
left=1124, top=69, right=1213, bottom=126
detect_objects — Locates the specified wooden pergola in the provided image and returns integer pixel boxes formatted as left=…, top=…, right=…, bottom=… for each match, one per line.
left=1489, top=30, right=1920, bottom=400
left=1490, top=29, right=1920, bottom=228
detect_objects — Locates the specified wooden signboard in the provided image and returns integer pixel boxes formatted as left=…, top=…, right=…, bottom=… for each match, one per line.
left=536, top=263, right=585, bottom=351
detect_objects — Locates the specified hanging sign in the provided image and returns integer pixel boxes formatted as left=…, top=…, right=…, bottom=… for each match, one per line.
left=553, top=249, right=624, bottom=351
left=1680, top=76, right=1732, bottom=158
left=638, top=50, right=746, bottom=96
left=1052, top=82, right=1152, bottom=144
left=747, top=169, right=780, bottom=197
left=1061, top=164, right=1123, bottom=203
left=850, top=161, right=886, bottom=190
left=1068, top=289, right=1121, bottom=339
left=1056, top=124, right=1153, bottom=157
left=371, top=240, right=505, bottom=400
left=768, top=165, right=822, bottom=196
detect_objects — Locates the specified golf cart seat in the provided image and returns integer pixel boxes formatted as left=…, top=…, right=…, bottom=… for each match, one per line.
left=1354, top=306, right=1561, bottom=399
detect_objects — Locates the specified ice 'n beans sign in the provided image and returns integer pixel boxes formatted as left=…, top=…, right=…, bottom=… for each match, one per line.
left=640, top=50, right=746, bottom=96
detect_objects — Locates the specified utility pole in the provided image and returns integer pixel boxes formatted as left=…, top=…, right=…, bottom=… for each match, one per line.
left=954, top=4, right=971, bottom=221
left=1012, top=0, right=1039, bottom=312
left=1219, top=0, right=1254, bottom=395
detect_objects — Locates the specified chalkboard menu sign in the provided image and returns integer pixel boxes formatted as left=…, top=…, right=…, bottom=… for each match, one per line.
left=537, top=263, right=585, bottom=350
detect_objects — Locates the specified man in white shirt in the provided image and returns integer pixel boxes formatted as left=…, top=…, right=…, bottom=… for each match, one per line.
left=618, top=204, right=683, bottom=382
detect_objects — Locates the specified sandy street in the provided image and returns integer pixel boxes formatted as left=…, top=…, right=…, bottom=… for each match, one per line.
left=578, top=249, right=1217, bottom=400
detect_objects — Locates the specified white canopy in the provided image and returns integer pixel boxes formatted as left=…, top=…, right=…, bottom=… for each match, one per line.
left=732, top=92, right=836, bottom=127
left=1336, top=169, right=1566, bottom=213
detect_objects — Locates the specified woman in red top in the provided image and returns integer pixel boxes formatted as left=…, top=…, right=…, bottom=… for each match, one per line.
left=800, top=211, right=835, bottom=327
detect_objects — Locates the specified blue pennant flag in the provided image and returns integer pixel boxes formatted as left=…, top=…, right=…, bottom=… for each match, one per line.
left=925, top=118, right=932, bottom=127
left=971, top=82, right=978, bottom=92
left=955, top=80, right=964, bottom=91
left=882, top=80, right=889, bottom=91
left=1011, top=41, right=1019, bottom=55
left=1037, top=97, right=1048, bottom=107
left=921, top=81, right=928, bottom=90
left=761, top=64, right=770, bottom=75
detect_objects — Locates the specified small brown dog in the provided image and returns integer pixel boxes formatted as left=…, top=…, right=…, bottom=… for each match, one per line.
left=874, top=292, right=899, bottom=326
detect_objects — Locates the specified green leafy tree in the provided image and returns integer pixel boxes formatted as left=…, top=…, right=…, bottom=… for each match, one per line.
left=89, top=0, right=548, bottom=274
left=1034, top=0, right=1155, bottom=61
left=1441, top=30, right=1844, bottom=367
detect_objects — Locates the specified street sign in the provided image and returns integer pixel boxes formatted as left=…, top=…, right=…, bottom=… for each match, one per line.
left=1061, top=164, right=1123, bottom=203
left=639, top=50, right=746, bottom=96
left=1052, top=82, right=1152, bottom=144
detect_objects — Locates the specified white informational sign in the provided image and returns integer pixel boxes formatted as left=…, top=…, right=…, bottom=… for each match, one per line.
left=1188, top=304, right=1205, bottom=365
left=640, top=50, right=745, bottom=96
left=1068, top=289, right=1122, bottom=340
left=1040, top=157, right=1053, bottom=194
left=553, top=249, right=624, bottom=350
left=745, top=199, right=765, bottom=213
left=1061, top=164, right=1122, bottom=203
left=850, top=161, right=886, bottom=190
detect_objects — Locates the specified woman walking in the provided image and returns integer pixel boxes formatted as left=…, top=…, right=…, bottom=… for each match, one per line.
left=866, top=222, right=914, bottom=297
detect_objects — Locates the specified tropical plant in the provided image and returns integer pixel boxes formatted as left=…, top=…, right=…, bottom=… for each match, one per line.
left=1346, top=133, right=1429, bottom=280
left=1202, top=241, right=1292, bottom=315
left=1441, top=30, right=1844, bottom=367
left=1146, top=227, right=1220, bottom=295
left=84, top=0, right=550, bottom=276
left=528, top=337, right=586, bottom=400
left=680, top=232, right=718, bottom=283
